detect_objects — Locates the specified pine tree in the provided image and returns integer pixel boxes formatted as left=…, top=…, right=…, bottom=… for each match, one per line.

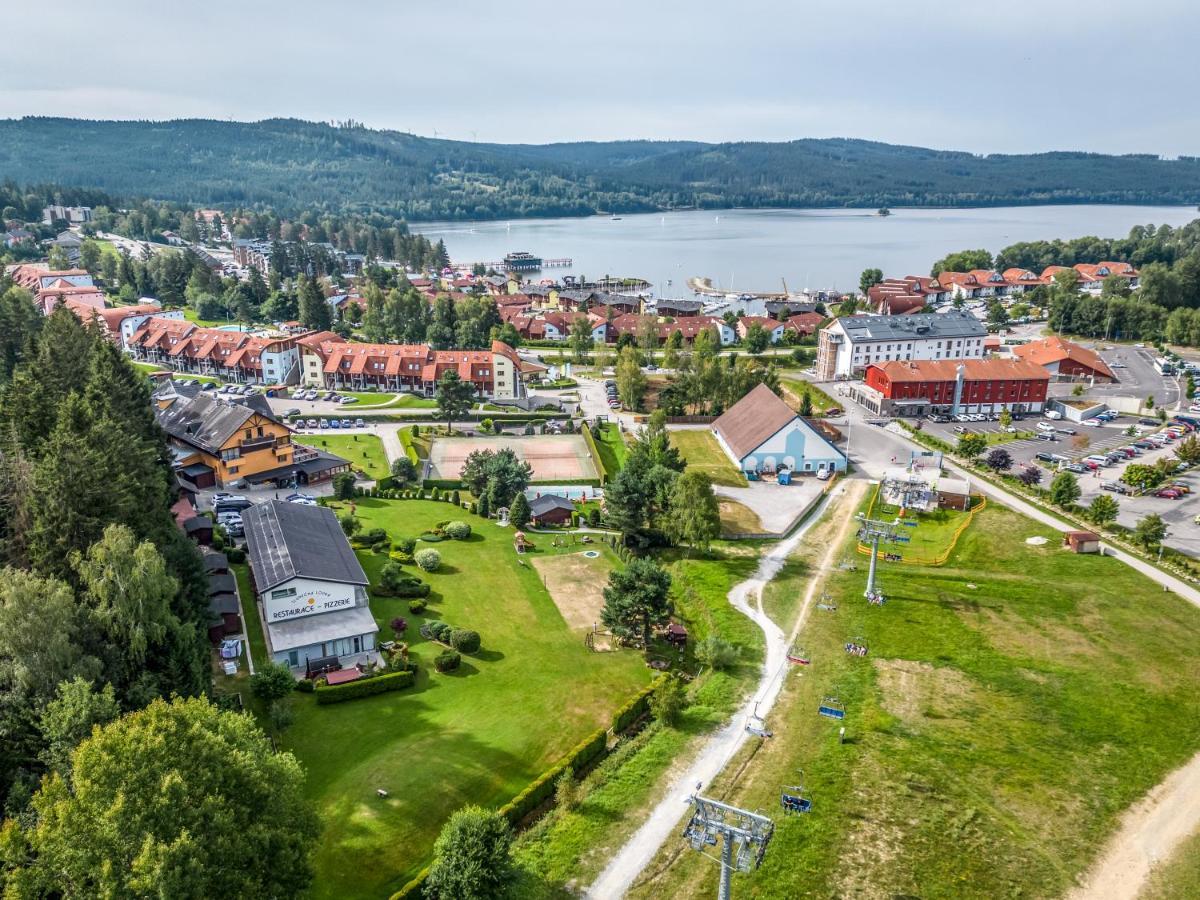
left=297, top=276, right=331, bottom=331
left=429, top=295, right=457, bottom=349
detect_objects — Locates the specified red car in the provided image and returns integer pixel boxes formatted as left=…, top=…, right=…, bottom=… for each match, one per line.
left=1156, top=488, right=1183, bottom=499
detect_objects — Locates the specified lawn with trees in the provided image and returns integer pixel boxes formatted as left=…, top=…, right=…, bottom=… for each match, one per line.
left=255, top=498, right=651, bottom=898
left=296, top=434, right=391, bottom=480
left=629, top=502, right=1200, bottom=899
left=668, top=430, right=747, bottom=488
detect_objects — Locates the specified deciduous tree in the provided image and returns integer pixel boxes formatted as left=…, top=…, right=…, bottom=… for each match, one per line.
left=666, top=471, right=721, bottom=552
left=425, top=805, right=514, bottom=900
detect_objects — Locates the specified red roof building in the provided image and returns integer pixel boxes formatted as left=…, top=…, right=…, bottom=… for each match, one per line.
left=1012, top=336, right=1115, bottom=381
left=854, top=357, right=1050, bottom=416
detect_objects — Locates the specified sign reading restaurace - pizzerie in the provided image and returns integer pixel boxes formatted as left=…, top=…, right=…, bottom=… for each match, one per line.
left=265, top=585, right=355, bottom=622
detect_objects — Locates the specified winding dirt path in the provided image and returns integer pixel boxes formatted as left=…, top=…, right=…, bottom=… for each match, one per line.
left=1066, top=750, right=1200, bottom=900
left=586, top=481, right=865, bottom=898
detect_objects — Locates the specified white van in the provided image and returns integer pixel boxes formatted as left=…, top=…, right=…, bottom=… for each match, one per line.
left=1044, top=410, right=1064, bottom=420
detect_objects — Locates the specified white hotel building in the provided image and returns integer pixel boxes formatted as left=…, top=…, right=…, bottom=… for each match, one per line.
left=815, top=310, right=989, bottom=380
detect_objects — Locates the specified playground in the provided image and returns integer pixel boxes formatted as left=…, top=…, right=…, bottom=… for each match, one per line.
left=427, top=434, right=600, bottom=482
left=625, top=502, right=1200, bottom=900
left=531, top=548, right=615, bottom=631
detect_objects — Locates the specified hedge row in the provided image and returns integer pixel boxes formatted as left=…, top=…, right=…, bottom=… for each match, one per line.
left=612, top=674, right=667, bottom=733
left=497, top=728, right=608, bottom=827
left=314, top=669, right=414, bottom=705
left=581, top=423, right=610, bottom=484
left=387, top=866, right=430, bottom=900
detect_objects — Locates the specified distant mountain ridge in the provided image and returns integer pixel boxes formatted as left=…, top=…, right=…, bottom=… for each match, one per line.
left=1, top=116, right=1198, bottom=221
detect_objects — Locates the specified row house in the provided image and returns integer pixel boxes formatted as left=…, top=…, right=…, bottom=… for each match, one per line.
left=736, top=316, right=787, bottom=343
left=296, top=338, right=529, bottom=399
left=128, top=319, right=301, bottom=384
left=606, top=314, right=736, bottom=345
left=9, top=265, right=95, bottom=293
left=67, top=302, right=182, bottom=346
left=938, top=270, right=1012, bottom=300
left=865, top=275, right=951, bottom=314
left=558, top=290, right=643, bottom=316
left=507, top=310, right=606, bottom=343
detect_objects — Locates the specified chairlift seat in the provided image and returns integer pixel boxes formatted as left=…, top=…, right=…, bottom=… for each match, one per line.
left=818, top=703, right=846, bottom=720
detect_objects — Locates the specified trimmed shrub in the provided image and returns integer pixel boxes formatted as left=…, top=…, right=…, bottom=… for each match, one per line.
left=314, top=670, right=414, bottom=704
left=419, top=620, right=447, bottom=640
left=394, top=536, right=417, bottom=554
left=295, top=679, right=315, bottom=693
left=612, top=675, right=667, bottom=733
left=388, top=868, right=430, bottom=900
left=450, top=629, right=481, bottom=653
left=500, top=728, right=607, bottom=826
left=451, top=490, right=461, bottom=505
left=408, top=598, right=427, bottom=614
left=434, top=649, right=461, bottom=672
left=444, top=521, right=472, bottom=540
left=225, top=547, right=246, bottom=564
left=415, top=548, right=442, bottom=572
left=361, top=527, right=388, bottom=547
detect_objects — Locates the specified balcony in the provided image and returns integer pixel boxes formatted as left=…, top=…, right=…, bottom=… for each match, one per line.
left=239, top=435, right=278, bottom=453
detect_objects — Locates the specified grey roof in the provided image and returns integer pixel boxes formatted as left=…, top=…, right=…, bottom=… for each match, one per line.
left=183, top=516, right=212, bottom=534
left=209, top=593, right=240, bottom=616
left=654, top=299, right=705, bottom=314
left=266, top=604, right=378, bottom=653
left=202, top=551, right=229, bottom=573
left=243, top=500, right=368, bottom=593
left=156, top=393, right=277, bottom=456
left=208, top=573, right=237, bottom=596
left=529, top=494, right=576, bottom=516
left=836, top=310, right=986, bottom=343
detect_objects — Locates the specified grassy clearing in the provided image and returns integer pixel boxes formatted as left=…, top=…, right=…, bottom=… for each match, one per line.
left=719, top=499, right=764, bottom=535
left=631, top=502, right=1200, bottom=900
left=1141, top=827, right=1200, bottom=899
left=669, top=430, right=747, bottom=488
left=593, top=422, right=628, bottom=476
left=273, top=500, right=650, bottom=898
left=864, top=493, right=977, bottom=564
left=295, top=434, right=390, bottom=480
left=780, top=377, right=839, bottom=413
left=512, top=542, right=765, bottom=891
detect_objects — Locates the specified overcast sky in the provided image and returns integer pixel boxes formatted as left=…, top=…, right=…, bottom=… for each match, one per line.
left=4, top=0, right=1198, bottom=155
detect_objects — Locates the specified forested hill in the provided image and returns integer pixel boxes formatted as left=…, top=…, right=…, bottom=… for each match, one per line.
left=3, top=117, right=1200, bottom=221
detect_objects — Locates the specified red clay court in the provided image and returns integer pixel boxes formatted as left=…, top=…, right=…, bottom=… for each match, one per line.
left=427, top=434, right=599, bottom=482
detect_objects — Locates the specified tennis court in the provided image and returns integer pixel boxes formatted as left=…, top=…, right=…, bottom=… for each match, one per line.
left=428, top=434, right=600, bottom=482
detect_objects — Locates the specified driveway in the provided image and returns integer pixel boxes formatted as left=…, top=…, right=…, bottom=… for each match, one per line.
left=714, top=479, right=825, bottom=535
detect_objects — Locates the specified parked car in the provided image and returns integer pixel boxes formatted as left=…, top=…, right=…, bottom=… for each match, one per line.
left=1036, top=433, right=1058, bottom=442
left=1156, top=488, right=1183, bottom=499
left=1064, top=463, right=1088, bottom=473
left=1036, top=422, right=1056, bottom=432
left=1082, top=418, right=1104, bottom=427
left=329, top=419, right=341, bottom=429
left=306, top=418, right=318, bottom=428
left=322, top=392, right=335, bottom=401
left=1081, top=460, right=1100, bottom=470
left=341, top=396, right=358, bottom=404
left=1102, top=482, right=1129, bottom=494
left=1035, top=452, right=1056, bottom=462
left=284, top=407, right=302, bottom=417
left=201, top=382, right=217, bottom=390
left=318, top=419, right=329, bottom=429
left=340, top=419, right=353, bottom=428
left=214, top=498, right=253, bottom=514
left=1138, top=418, right=1160, bottom=426
left=1056, top=427, right=1077, bottom=435
left=1044, top=410, right=1064, bottom=420
left=355, top=418, right=365, bottom=428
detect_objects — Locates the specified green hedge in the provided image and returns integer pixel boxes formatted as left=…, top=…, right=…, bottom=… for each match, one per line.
left=612, top=675, right=667, bottom=733
left=581, top=423, right=610, bottom=484
left=314, top=670, right=414, bottom=705
left=387, top=867, right=430, bottom=900
left=497, top=727, right=608, bottom=826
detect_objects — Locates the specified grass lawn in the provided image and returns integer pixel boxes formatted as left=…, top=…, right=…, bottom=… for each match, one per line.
left=865, top=490, right=979, bottom=565
left=632, top=502, right=1200, bottom=899
left=1143, top=828, right=1200, bottom=899
left=295, top=434, right=390, bottom=480
left=670, top=430, right=747, bottom=487
left=718, top=498, right=764, bottom=535
left=512, top=542, right=765, bottom=893
left=276, top=500, right=651, bottom=898
left=590, top=421, right=628, bottom=479
left=780, top=377, right=839, bottom=414
left=338, top=391, right=436, bottom=409
left=181, top=307, right=233, bottom=328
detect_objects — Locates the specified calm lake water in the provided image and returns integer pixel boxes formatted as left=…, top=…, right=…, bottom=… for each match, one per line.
left=412, top=205, right=1198, bottom=298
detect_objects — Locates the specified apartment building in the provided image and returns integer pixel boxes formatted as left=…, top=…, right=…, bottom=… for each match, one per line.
left=127, top=319, right=301, bottom=384
left=815, top=310, right=988, bottom=380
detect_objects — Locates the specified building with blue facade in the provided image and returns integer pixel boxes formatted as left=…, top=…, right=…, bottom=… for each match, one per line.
left=712, top=384, right=847, bottom=477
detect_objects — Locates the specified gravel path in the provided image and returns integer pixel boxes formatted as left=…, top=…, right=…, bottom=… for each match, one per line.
left=585, top=482, right=863, bottom=898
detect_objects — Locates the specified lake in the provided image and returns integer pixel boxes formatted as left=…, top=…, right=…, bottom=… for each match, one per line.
left=412, top=205, right=1198, bottom=298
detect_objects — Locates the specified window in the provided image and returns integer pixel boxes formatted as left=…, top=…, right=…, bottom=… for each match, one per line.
left=220, top=448, right=241, bottom=461
left=226, top=465, right=240, bottom=474
left=271, top=587, right=297, bottom=600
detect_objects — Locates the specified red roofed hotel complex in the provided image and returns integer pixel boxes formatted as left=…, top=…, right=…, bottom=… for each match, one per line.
left=851, top=357, right=1050, bottom=416
left=1011, top=336, right=1116, bottom=381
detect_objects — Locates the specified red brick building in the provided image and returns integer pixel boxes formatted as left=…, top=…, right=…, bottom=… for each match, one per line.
left=853, top=358, right=1049, bottom=416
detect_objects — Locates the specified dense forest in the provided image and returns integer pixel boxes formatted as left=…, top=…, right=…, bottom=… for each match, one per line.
left=3, top=118, right=1200, bottom=220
